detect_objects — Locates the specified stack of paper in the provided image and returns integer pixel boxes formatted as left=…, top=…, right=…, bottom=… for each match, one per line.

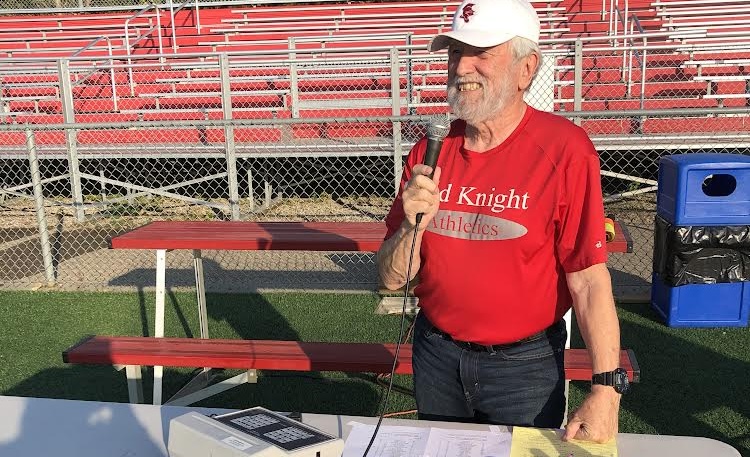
left=510, top=427, right=618, bottom=457
left=343, top=422, right=512, bottom=457
left=342, top=423, right=617, bottom=457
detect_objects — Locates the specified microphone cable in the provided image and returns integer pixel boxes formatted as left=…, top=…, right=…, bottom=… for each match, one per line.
left=361, top=223, right=420, bottom=457
left=361, top=115, right=448, bottom=456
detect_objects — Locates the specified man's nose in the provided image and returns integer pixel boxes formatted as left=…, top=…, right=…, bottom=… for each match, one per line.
left=452, top=54, right=478, bottom=76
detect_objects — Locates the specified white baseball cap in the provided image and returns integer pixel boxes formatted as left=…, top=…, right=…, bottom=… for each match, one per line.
left=428, top=0, right=541, bottom=52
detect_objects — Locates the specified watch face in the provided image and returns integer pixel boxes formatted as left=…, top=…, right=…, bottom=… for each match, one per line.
left=592, top=368, right=630, bottom=394
left=614, top=368, right=630, bottom=394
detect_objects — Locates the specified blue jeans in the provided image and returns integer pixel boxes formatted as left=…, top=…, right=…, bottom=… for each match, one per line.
left=412, top=311, right=567, bottom=427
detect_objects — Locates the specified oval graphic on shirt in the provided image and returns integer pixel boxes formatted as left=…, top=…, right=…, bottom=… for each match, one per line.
left=427, top=210, right=528, bottom=241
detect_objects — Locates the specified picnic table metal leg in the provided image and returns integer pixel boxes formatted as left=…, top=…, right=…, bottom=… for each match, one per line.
left=165, top=371, right=256, bottom=407
left=193, top=248, right=213, bottom=377
left=562, top=309, right=573, bottom=425
left=153, top=248, right=167, bottom=406
left=165, top=248, right=260, bottom=405
left=193, top=249, right=209, bottom=340
left=125, top=365, right=144, bottom=404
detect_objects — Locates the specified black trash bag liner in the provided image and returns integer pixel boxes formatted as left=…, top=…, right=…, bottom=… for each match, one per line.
left=653, top=215, right=750, bottom=286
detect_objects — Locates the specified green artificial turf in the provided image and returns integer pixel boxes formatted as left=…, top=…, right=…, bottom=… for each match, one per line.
left=0, top=291, right=747, bottom=455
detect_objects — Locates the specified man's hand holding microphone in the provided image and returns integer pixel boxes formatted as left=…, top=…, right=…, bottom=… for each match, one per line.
left=377, top=116, right=450, bottom=292
left=402, top=117, right=450, bottom=231
left=402, top=164, right=442, bottom=231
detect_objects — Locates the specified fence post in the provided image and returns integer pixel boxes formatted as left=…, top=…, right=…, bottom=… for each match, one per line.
left=289, top=37, right=299, bottom=119
left=168, top=0, right=177, bottom=53
left=390, top=47, right=403, bottom=197
left=26, top=129, right=55, bottom=287
left=640, top=37, right=647, bottom=110
left=220, top=53, right=241, bottom=221
left=574, top=40, right=583, bottom=126
left=58, top=59, right=85, bottom=222
left=246, top=167, right=255, bottom=211
left=406, top=33, right=415, bottom=115
left=100, top=168, right=107, bottom=201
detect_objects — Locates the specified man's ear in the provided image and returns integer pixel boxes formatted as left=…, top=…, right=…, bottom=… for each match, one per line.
left=518, top=52, right=539, bottom=92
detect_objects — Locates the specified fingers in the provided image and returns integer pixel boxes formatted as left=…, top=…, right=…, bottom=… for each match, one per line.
left=413, top=164, right=437, bottom=181
left=562, top=417, right=583, bottom=442
left=433, top=166, right=442, bottom=186
left=564, top=419, right=611, bottom=443
left=563, top=408, right=615, bottom=443
left=562, top=390, right=620, bottom=443
left=403, top=166, right=441, bottom=228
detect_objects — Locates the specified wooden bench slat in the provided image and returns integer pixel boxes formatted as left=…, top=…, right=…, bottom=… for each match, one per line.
left=110, top=221, right=388, bottom=251
left=65, top=336, right=410, bottom=374
left=64, top=336, right=640, bottom=382
left=110, top=220, right=633, bottom=253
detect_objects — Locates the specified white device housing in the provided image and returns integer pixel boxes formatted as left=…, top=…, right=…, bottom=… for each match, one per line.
left=168, top=407, right=344, bottom=457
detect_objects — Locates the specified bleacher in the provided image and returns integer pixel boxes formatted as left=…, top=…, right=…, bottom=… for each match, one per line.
left=1, top=0, right=749, bottom=151
left=0, top=10, right=158, bottom=59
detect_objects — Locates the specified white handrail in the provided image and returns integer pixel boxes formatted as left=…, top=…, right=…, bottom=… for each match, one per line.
left=168, top=0, right=176, bottom=52
left=3, top=33, right=747, bottom=69
left=623, top=0, right=629, bottom=45
left=168, top=0, right=202, bottom=51
left=1, top=35, right=748, bottom=124
left=70, top=35, right=118, bottom=111
left=622, top=13, right=646, bottom=106
left=124, top=4, right=164, bottom=95
left=608, top=0, right=629, bottom=41
left=195, top=0, right=201, bottom=33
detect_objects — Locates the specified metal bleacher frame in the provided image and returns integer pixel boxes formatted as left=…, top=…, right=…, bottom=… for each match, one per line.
left=0, top=0, right=748, bottom=112
left=0, top=0, right=749, bottom=225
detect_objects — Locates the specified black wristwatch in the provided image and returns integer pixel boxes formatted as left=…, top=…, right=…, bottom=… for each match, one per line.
left=592, top=368, right=630, bottom=394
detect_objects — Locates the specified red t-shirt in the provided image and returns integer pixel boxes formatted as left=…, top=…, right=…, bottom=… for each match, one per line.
left=385, top=106, right=608, bottom=345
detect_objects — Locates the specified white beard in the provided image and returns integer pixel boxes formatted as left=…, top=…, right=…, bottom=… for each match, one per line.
left=447, top=73, right=516, bottom=125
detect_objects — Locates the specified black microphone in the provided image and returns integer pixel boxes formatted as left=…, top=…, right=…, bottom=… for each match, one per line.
left=416, top=116, right=450, bottom=225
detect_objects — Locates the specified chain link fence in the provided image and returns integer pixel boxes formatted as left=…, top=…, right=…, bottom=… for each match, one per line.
left=0, top=0, right=157, bottom=11
left=2, top=40, right=750, bottom=296
left=0, top=0, right=387, bottom=13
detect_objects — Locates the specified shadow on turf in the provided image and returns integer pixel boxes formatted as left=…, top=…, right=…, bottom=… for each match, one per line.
left=3, top=288, right=391, bottom=420
left=108, top=255, right=377, bottom=295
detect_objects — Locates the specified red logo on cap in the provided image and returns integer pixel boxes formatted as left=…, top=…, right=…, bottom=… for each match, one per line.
left=460, top=3, right=476, bottom=22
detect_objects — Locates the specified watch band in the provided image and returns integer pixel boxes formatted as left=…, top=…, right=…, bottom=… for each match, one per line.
left=592, top=368, right=630, bottom=394
left=592, top=370, right=616, bottom=386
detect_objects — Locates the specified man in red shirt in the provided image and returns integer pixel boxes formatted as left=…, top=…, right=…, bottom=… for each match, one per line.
left=378, top=0, right=624, bottom=443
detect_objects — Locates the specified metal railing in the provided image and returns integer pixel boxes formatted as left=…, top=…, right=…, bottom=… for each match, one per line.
left=3, top=108, right=749, bottom=292
left=71, top=35, right=119, bottom=111
left=1, top=38, right=750, bottom=293
left=169, top=0, right=201, bottom=38
left=124, top=3, right=164, bottom=95
left=607, top=0, right=628, bottom=39
left=620, top=11, right=645, bottom=104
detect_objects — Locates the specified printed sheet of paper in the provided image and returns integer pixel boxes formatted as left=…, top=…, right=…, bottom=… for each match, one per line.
left=423, top=426, right=512, bottom=457
left=342, top=422, right=512, bottom=457
left=509, top=427, right=618, bottom=457
left=342, top=423, right=430, bottom=457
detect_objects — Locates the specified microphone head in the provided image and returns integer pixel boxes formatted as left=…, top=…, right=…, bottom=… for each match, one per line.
left=426, top=114, right=451, bottom=141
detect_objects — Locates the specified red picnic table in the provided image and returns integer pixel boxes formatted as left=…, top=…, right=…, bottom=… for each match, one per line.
left=110, top=219, right=632, bottom=404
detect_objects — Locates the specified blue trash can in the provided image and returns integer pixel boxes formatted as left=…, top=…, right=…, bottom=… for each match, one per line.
left=651, top=153, right=750, bottom=327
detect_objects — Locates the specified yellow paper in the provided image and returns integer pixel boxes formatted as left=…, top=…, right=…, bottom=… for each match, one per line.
left=509, top=427, right=618, bottom=457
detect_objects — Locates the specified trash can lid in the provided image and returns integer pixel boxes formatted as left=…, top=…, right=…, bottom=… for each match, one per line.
left=661, top=153, right=750, bottom=167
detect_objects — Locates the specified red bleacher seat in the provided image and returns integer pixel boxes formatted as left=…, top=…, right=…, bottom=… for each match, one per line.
left=642, top=116, right=750, bottom=134
left=0, top=0, right=747, bottom=141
